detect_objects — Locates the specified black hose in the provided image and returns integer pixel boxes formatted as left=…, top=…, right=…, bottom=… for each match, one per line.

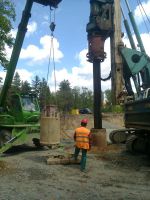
left=101, top=71, right=111, bottom=81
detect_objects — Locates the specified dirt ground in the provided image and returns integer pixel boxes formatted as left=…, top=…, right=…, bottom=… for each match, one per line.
left=0, top=115, right=150, bottom=200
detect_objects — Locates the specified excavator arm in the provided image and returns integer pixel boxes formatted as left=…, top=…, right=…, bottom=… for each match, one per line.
left=0, top=0, right=62, bottom=108
left=0, top=0, right=62, bottom=153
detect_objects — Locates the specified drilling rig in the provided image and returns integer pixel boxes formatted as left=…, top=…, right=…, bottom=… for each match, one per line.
left=118, top=0, right=150, bottom=153
left=87, top=0, right=150, bottom=153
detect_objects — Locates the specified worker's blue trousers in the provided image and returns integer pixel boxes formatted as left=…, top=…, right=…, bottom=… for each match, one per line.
left=74, top=147, right=87, bottom=171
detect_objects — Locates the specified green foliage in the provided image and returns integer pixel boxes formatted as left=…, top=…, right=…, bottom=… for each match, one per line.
left=11, top=72, right=21, bottom=93
left=57, top=80, right=73, bottom=112
left=21, top=80, right=31, bottom=95
left=101, top=106, right=112, bottom=113
left=1, top=75, right=94, bottom=113
left=39, top=78, right=54, bottom=109
left=72, top=86, right=81, bottom=109
left=104, top=89, right=112, bottom=105
left=32, top=75, right=41, bottom=97
left=111, top=105, right=124, bottom=113
left=55, top=80, right=94, bottom=113
left=79, top=87, right=93, bottom=110
left=0, top=0, right=16, bottom=68
left=102, top=105, right=123, bottom=113
left=4, top=74, right=125, bottom=114
left=7, top=72, right=21, bottom=106
left=102, top=89, right=123, bottom=113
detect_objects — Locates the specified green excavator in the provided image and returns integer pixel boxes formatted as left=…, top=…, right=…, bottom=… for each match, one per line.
left=0, top=0, right=62, bottom=153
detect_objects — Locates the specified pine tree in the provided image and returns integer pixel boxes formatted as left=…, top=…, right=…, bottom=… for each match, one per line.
left=0, top=0, right=16, bottom=68
left=57, top=80, right=73, bottom=112
left=39, top=78, right=50, bottom=109
left=32, top=75, right=41, bottom=98
left=11, top=72, right=21, bottom=94
left=80, top=87, right=93, bottom=110
left=21, top=80, right=31, bottom=95
left=72, top=86, right=81, bottom=109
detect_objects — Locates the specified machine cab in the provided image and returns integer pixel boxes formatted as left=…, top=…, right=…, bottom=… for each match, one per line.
left=21, top=96, right=39, bottom=112
left=10, top=94, right=40, bottom=124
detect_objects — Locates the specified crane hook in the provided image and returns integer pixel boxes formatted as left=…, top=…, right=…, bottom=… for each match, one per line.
left=50, top=22, right=56, bottom=33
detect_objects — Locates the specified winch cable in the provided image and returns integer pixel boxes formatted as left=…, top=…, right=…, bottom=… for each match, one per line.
left=138, top=0, right=150, bottom=27
left=136, top=0, right=150, bottom=35
left=46, top=7, right=57, bottom=104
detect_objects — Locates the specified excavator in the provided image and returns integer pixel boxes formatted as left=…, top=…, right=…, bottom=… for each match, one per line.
left=0, top=0, right=62, bottom=153
left=1, top=0, right=150, bottom=154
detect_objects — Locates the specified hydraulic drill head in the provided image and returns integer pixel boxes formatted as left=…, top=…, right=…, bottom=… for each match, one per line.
left=87, top=35, right=106, bottom=62
left=86, top=0, right=114, bottom=62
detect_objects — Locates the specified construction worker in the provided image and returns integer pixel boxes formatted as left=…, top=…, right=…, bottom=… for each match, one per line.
left=74, top=118, right=92, bottom=172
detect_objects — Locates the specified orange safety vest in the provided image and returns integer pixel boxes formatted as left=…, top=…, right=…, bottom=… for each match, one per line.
left=75, top=127, right=90, bottom=150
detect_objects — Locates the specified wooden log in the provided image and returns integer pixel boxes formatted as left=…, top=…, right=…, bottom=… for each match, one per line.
left=47, top=154, right=81, bottom=165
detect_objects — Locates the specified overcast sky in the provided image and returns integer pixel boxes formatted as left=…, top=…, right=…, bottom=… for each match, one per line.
left=2, top=0, right=150, bottom=92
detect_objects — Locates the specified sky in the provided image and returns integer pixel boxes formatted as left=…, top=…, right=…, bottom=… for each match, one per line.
left=2, top=0, right=150, bottom=92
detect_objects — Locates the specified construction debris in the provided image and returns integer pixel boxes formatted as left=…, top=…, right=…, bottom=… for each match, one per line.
left=47, top=154, right=81, bottom=165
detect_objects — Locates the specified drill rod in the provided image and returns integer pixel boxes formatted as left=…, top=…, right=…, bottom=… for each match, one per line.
left=93, top=59, right=102, bottom=129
